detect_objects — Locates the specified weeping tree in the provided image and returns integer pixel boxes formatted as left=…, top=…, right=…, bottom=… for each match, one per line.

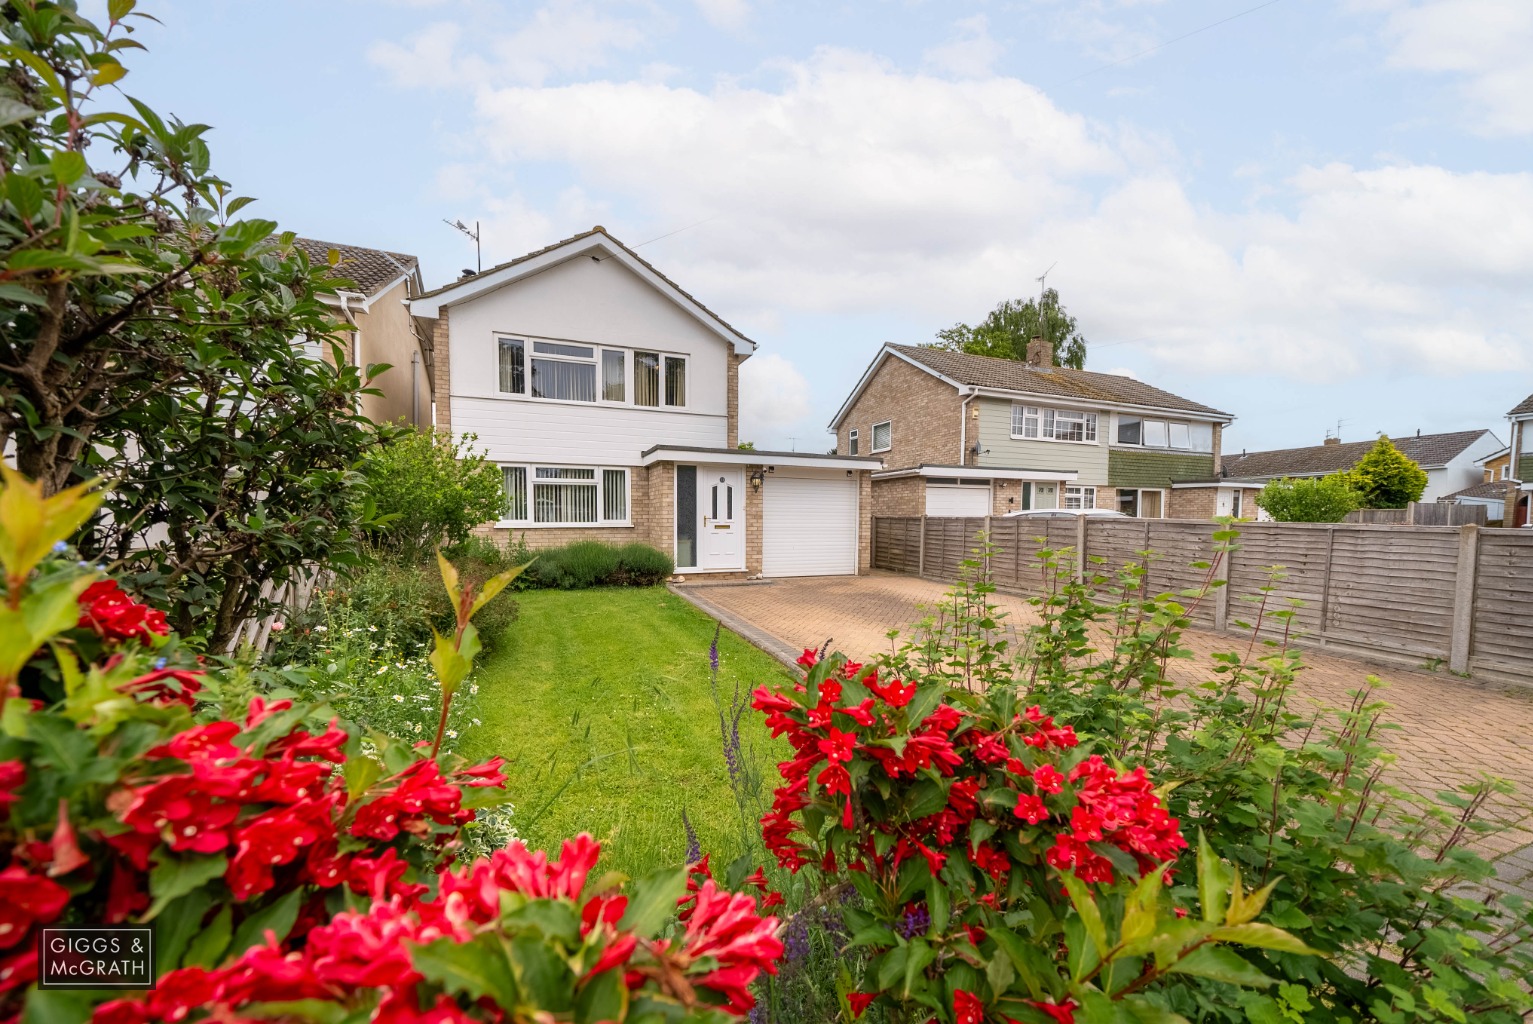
left=0, top=0, right=386, bottom=646
left=930, top=287, right=1088, bottom=369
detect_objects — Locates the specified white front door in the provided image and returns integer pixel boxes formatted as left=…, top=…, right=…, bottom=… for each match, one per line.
left=698, top=467, right=745, bottom=570
left=1033, top=482, right=1059, bottom=510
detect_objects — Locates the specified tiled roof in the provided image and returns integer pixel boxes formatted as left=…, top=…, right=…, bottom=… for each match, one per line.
left=1222, top=429, right=1493, bottom=479
left=292, top=238, right=418, bottom=297
left=889, top=344, right=1230, bottom=418
left=1445, top=480, right=1516, bottom=501
left=1510, top=392, right=1533, bottom=417
left=415, top=227, right=755, bottom=346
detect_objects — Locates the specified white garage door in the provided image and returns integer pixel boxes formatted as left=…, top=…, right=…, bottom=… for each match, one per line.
left=763, top=474, right=858, bottom=577
left=926, top=483, right=991, bottom=517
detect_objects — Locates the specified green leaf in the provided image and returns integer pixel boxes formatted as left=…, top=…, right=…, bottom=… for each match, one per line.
left=1167, top=945, right=1275, bottom=988
left=618, top=865, right=687, bottom=937
left=229, top=888, right=303, bottom=957
left=413, top=933, right=519, bottom=1007
left=1197, top=830, right=1230, bottom=925
left=437, top=549, right=461, bottom=608
left=470, top=561, right=530, bottom=619
left=155, top=889, right=212, bottom=974
left=1121, top=995, right=1193, bottom=1024
left=19, top=988, right=97, bottom=1024
left=0, top=97, right=41, bottom=130
left=344, top=752, right=383, bottom=798
left=109, top=0, right=137, bottom=21
left=575, top=965, right=628, bottom=1024
left=146, top=854, right=227, bottom=921
left=182, top=905, right=232, bottom=968
left=1211, top=923, right=1321, bottom=956
left=1058, top=869, right=1108, bottom=966
left=50, top=151, right=87, bottom=187
left=902, top=938, right=936, bottom=999
left=225, top=195, right=258, bottom=216
left=509, top=932, right=573, bottom=1011
left=430, top=626, right=471, bottom=699
left=90, top=62, right=127, bottom=87
left=0, top=283, right=42, bottom=306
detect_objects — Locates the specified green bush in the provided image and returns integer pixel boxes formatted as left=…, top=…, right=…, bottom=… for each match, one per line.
left=525, top=540, right=673, bottom=589
left=362, top=428, right=507, bottom=558
left=1256, top=472, right=1361, bottom=521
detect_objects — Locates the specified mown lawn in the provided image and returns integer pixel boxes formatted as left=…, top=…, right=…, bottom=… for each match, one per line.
left=460, top=586, right=790, bottom=880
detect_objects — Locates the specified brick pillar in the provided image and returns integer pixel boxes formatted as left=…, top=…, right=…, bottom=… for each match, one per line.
left=726, top=348, right=742, bottom=448
left=1211, top=423, right=1223, bottom=475
left=431, top=309, right=451, bottom=433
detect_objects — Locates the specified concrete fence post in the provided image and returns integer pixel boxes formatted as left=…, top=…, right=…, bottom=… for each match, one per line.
left=1212, top=526, right=1232, bottom=633
left=983, top=515, right=993, bottom=579
left=1074, top=514, right=1087, bottom=583
left=1449, top=523, right=1480, bottom=674
left=918, top=515, right=928, bottom=578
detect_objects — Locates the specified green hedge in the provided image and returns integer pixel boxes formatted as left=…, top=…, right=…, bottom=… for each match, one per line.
left=524, top=541, right=674, bottom=589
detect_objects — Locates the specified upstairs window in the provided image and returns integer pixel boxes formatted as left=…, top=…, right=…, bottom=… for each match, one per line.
left=871, top=420, right=892, bottom=452
left=498, top=338, right=526, bottom=394
left=1013, top=405, right=1098, bottom=443
left=1118, top=415, right=1213, bottom=453
left=848, top=429, right=860, bottom=456
left=602, top=350, right=625, bottom=402
left=530, top=341, right=597, bottom=402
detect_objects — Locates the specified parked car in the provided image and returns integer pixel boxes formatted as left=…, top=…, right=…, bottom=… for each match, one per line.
left=1002, top=508, right=1131, bottom=519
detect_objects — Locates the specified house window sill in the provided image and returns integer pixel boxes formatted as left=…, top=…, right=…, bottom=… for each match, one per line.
left=1009, top=435, right=1101, bottom=446
left=495, top=521, right=635, bottom=530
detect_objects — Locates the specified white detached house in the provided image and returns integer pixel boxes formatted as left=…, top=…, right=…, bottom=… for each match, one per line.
left=409, top=228, right=881, bottom=577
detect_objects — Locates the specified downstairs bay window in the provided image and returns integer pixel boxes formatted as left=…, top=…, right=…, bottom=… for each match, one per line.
left=500, top=465, right=630, bottom=526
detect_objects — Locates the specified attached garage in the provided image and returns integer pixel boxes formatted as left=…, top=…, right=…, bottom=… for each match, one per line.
left=924, top=480, right=991, bottom=517
left=763, top=471, right=859, bottom=577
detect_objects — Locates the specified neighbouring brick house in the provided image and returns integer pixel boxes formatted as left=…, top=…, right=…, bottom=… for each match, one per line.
left=1460, top=392, right=1533, bottom=526
left=1222, top=428, right=1503, bottom=519
left=407, top=227, right=881, bottom=578
left=828, top=341, right=1241, bottom=519
left=292, top=238, right=433, bottom=429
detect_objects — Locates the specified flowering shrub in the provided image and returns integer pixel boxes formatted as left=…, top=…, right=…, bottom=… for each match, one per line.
left=752, top=646, right=1313, bottom=1023
left=0, top=467, right=779, bottom=1022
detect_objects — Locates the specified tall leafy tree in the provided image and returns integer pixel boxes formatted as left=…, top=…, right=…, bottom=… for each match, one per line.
left=1347, top=436, right=1429, bottom=509
left=0, top=1, right=383, bottom=647
left=930, top=288, right=1087, bottom=369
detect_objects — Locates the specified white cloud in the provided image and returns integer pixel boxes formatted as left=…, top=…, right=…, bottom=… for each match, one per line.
left=1370, top=0, right=1533, bottom=135
left=922, top=16, right=1004, bottom=79
left=739, top=353, right=812, bottom=440
left=693, top=0, right=749, bottom=32
left=388, top=37, right=1533, bottom=388
left=367, top=1, right=654, bottom=89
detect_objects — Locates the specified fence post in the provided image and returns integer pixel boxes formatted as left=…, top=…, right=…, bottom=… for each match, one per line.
left=1318, top=527, right=1336, bottom=637
left=1074, top=514, right=1087, bottom=582
left=870, top=516, right=878, bottom=573
left=918, top=515, right=928, bottom=578
left=1212, top=527, right=1231, bottom=633
left=983, top=516, right=993, bottom=578
left=1449, top=523, right=1480, bottom=675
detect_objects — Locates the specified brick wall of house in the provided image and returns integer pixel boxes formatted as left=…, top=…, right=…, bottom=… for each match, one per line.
left=431, top=309, right=451, bottom=432
left=1211, top=424, right=1224, bottom=475
left=744, top=466, right=763, bottom=575
left=727, top=348, right=743, bottom=448
left=1094, top=486, right=1120, bottom=511
left=1167, top=486, right=1217, bottom=520
left=858, top=471, right=874, bottom=573
left=871, top=476, right=925, bottom=516
left=991, top=479, right=1024, bottom=516
left=837, top=356, right=961, bottom=468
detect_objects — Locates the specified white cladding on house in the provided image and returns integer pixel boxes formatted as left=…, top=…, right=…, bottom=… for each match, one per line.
left=446, top=256, right=731, bottom=465
left=1422, top=432, right=1504, bottom=502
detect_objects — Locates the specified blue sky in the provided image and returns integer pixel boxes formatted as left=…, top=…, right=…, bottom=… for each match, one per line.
left=105, top=0, right=1533, bottom=454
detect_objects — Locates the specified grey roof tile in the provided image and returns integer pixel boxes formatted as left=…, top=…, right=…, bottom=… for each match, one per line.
left=890, top=344, right=1230, bottom=418
left=292, top=237, right=418, bottom=297
left=1222, top=429, right=1493, bottom=478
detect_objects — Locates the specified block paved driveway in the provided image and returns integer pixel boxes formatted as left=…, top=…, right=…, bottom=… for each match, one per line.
left=679, top=571, right=1533, bottom=884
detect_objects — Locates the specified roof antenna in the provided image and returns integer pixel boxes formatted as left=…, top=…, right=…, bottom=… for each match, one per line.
left=444, top=219, right=481, bottom=273
left=1036, top=262, right=1057, bottom=355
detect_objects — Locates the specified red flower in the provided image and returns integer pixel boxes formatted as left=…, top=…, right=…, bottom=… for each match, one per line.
left=848, top=992, right=877, bottom=1019
left=49, top=799, right=89, bottom=877
left=0, top=760, right=24, bottom=811
left=818, top=728, right=857, bottom=765
left=796, top=648, right=819, bottom=668
left=1014, top=792, right=1049, bottom=825
left=954, top=989, right=985, bottom=1024
left=744, top=867, right=769, bottom=891
left=350, top=760, right=466, bottom=840
left=1032, top=763, right=1064, bottom=794
left=76, top=580, right=170, bottom=645
left=867, top=675, right=916, bottom=708
left=453, top=755, right=508, bottom=788
left=1023, top=998, right=1079, bottom=1024
left=679, top=880, right=783, bottom=1014
left=119, top=668, right=203, bottom=707
left=0, top=865, right=69, bottom=950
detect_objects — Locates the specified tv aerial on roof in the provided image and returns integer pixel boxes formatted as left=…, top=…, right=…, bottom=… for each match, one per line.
left=444, top=218, right=481, bottom=274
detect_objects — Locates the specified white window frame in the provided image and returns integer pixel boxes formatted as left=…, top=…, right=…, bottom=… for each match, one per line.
left=848, top=429, right=860, bottom=456
left=1011, top=404, right=1098, bottom=444
left=498, top=464, right=632, bottom=528
left=493, top=336, right=688, bottom=410
left=871, top=420, right=892, bottom=453
left=1063, top=485, right=1097, bottom=510
left=1114, top=415, right=1213, bottom=454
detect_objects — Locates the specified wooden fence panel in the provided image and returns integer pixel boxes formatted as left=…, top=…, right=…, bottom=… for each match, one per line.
left=1470, top=531, right=1533, bottom=673
left=1323, top=527, right=1458, bottom=660
left=1226, top=523, right=1328, bottom=639
left=873, top=517, right=921, bottom=574
left=921, top=517, right=987, bottom=580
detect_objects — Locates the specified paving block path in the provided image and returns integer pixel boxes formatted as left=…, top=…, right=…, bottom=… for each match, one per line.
left=678, top=572, right=1533, bottom=885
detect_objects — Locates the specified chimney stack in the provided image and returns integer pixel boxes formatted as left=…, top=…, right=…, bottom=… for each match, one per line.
left=1025, top=335, right=1054, bottom=369
left=1323, top=436, right=1340, bottom=446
